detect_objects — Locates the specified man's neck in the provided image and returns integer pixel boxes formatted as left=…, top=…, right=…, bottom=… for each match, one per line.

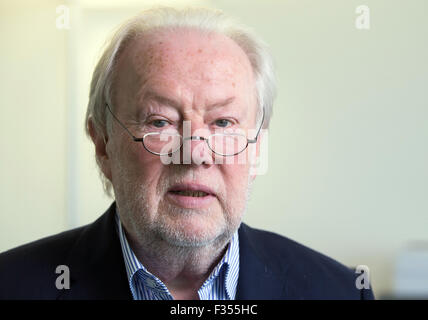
left=126, top=230, right=230, bottom=299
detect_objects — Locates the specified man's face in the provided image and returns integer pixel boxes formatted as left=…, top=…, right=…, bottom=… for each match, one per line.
left=106, top=29, right=258, bottom=248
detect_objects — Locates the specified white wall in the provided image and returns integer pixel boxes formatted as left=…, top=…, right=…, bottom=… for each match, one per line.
left=1, top=0, right=427, bottom=298
left=0, top=0, right=67, bottom=250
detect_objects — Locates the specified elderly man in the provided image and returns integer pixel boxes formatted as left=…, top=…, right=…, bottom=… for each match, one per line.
left=0, top=7, right=374, bottom=300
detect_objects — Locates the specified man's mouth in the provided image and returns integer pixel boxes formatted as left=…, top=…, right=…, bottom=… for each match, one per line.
left=168, top=182, right=215, bottom=197
left=166, top=183, right=216, bottom=208
left=169, top=190, right=209, bottom=197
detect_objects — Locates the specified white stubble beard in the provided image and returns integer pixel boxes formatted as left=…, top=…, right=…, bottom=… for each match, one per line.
left=112, top=162, right=254, bottom=264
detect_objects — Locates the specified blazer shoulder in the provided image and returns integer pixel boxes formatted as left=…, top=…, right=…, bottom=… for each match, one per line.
left=239, top=224, right=374, bottom=299
left=0, top=225, right=86, bottom=262
left=241, top=224, right=350, bottom=271
left=0, top=225, right=86, bottom=299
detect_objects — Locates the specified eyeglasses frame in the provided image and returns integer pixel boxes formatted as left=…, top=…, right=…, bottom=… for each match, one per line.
left=105, top=103, right=265, bottom=157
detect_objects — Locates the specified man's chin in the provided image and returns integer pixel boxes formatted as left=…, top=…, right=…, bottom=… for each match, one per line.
left=154, top=218, right=231, bottom=249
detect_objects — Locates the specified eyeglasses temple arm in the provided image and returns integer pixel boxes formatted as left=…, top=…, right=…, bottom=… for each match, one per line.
left=247, top=107, right=265, bottom=144
left=105, top=103, right=141, bottom=141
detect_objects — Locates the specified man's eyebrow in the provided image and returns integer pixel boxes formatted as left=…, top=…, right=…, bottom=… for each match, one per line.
left=143, top=91, right=181, bottom=109
left=142, top=91, right=235, bottom=110
left=207, top=96, right=235, bottom=110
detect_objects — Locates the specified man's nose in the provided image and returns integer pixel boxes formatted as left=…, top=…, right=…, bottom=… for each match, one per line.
left=181, top=124, right=214, bottom=165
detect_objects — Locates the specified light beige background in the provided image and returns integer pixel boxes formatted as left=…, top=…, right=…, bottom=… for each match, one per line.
left=1, top=0, right=427, bottom=298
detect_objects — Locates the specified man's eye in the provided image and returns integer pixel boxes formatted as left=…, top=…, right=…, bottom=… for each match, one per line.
left=215, top=119, right=232, bottom=128
left=151, top=119, right=169, bottom=128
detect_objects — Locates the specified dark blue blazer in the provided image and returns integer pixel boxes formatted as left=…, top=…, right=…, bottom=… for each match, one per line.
left=0, top=203, right=374, bottom=300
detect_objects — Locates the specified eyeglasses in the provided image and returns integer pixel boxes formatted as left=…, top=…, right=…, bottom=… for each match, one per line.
left=105, top=103, right=264, bottom=157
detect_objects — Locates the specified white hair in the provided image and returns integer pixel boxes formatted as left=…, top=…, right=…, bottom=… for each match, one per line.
left=85, top=6, right=276, bottom=197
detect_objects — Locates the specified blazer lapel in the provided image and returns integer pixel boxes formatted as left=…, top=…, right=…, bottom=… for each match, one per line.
left=236, top=224, right=289, bottom=300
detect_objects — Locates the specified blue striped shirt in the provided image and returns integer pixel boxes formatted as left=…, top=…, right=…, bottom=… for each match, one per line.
left=115, top=213, right=240, bottom=300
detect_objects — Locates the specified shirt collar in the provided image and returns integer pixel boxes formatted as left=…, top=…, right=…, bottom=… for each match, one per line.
left=115, top=212, right=239, bottom=300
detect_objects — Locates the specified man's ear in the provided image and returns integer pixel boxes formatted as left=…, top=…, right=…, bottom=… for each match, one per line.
left=88, top=117, right=112, bottom=181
